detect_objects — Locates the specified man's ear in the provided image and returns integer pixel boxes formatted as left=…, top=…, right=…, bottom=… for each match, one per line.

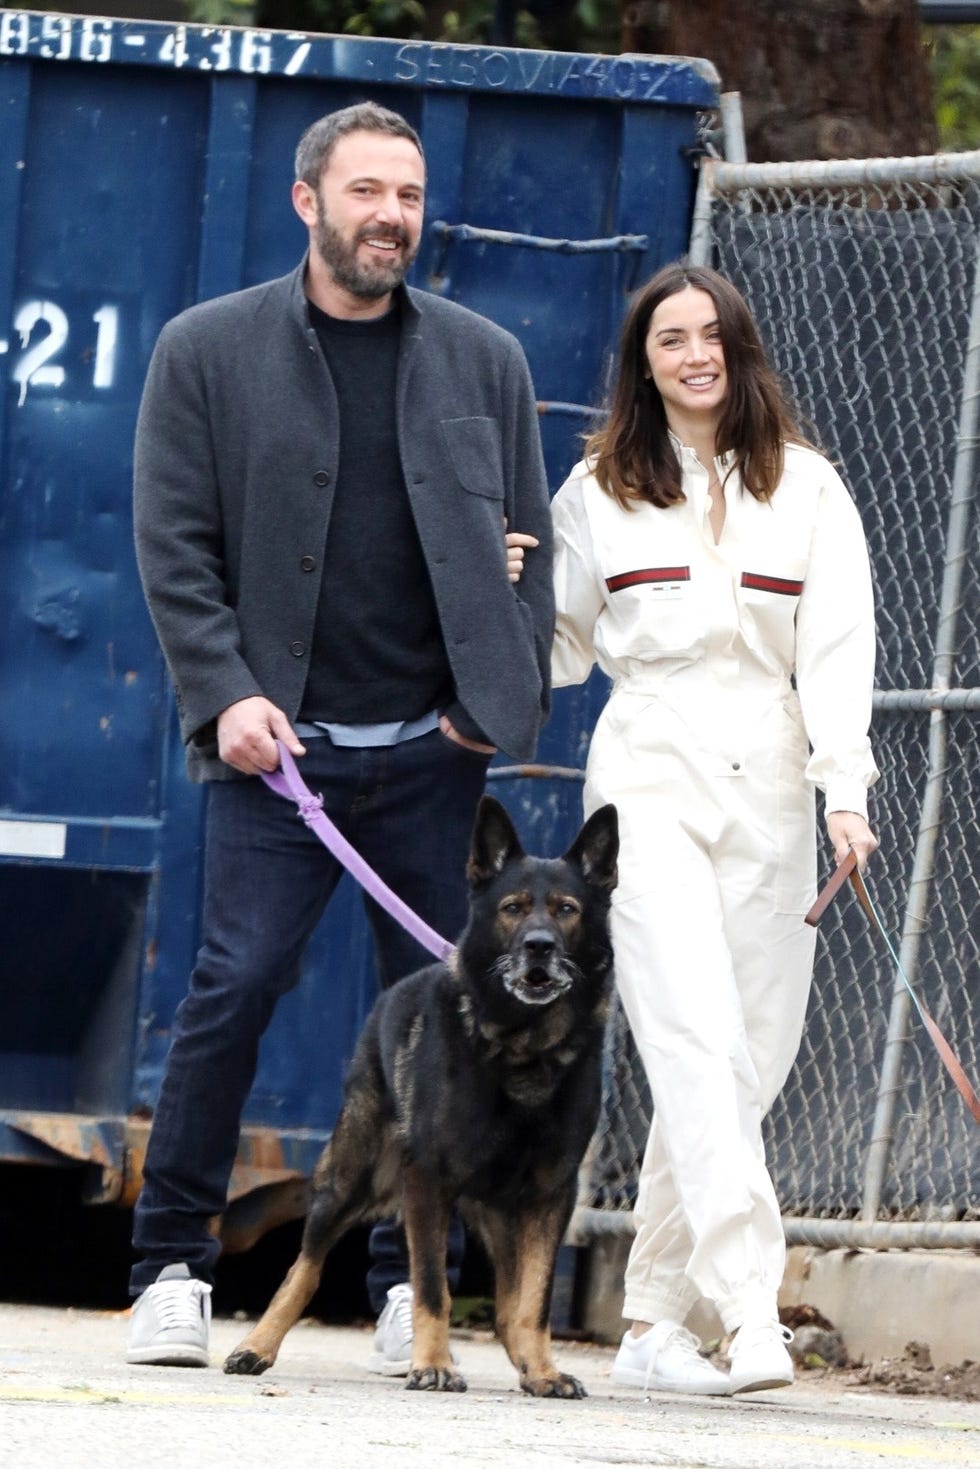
left=292, top=178, right=318, bottom=229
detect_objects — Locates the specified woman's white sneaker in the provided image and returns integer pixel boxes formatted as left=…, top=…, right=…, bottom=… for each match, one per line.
left=611, top=1320, right=731, bottom=1395
left=727, top=1318, right=795, bottom=1393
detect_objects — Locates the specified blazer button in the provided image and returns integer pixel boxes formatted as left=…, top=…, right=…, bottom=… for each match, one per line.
left=300, top=556, right=316, bottom=572
left=290, top=641, right=305, bottom=657
left=313, top=470, right=330, bottom=486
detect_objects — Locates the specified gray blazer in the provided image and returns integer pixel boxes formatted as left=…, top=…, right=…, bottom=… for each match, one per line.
left=133, top=261, right=554, bottom=779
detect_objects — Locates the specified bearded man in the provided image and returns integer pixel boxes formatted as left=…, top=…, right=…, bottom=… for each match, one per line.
left=128, top=102, right=553, bottom=1369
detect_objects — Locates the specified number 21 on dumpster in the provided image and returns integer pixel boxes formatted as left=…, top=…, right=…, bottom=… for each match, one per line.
left=2, top=299, right=121, bottom=406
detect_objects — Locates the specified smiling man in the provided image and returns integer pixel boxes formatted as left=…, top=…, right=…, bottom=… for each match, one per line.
left=295, top=122, right=425, bottom=312
left=129, top=102, right=553, bottom=1373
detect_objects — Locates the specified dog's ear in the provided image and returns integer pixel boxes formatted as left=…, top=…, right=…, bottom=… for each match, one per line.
left=467, top=796, right=525, bottom=886
left=564, top=804, right=619, bottom=892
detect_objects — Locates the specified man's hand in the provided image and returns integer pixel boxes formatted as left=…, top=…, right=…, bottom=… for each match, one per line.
left=217, top=696, right=306, bottom=775
left=826, top=810, right=879, bottom=871
left=438, top=713, right=496, bottom=756
left=504, top=517, right=539, bottom=584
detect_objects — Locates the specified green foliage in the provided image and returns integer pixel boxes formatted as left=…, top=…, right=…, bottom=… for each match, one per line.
left=188, top=0, right=619, bottom=49
left=437, top=6, right=497, bottom=46
left=926, top=25, right=980, bottom=152
left=187, top=0, right=256, bottom=23
left=339, top=1, right=427, bottom=39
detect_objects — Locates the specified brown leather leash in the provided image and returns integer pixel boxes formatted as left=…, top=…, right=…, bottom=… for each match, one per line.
left=806, top=850, right=980, bottom=1126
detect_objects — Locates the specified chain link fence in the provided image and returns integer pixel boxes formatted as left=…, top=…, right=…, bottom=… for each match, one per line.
left=574, top=150, right=980, bottom=1249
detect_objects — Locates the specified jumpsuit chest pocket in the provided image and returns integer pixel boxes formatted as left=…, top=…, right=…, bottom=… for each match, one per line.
left=603, top=564, right=697, bottom=656
left=737, top=559, right=807, bottom=659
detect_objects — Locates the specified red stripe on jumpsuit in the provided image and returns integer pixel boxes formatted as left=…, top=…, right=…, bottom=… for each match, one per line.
left=740, top=571, right=804, bottom=596
left=606, top=567, right=691, bottom=593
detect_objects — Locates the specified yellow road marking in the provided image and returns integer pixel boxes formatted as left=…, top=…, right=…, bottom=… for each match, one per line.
left=0, top=1384, right=258, bottom=1406
left=752, top=1429, right=980, bottom=1461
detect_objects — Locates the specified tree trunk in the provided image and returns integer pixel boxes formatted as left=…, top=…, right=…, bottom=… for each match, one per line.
left=620, top=0, right=938, bottom=162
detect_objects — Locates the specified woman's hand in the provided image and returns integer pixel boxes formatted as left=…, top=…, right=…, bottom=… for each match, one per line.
left=826, top=810, right=879, bottom=871
left=504, top=517, right=539, bottom=583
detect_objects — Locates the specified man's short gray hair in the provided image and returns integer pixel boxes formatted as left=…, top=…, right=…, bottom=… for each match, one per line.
left=294, top=102, right=423, bottom=186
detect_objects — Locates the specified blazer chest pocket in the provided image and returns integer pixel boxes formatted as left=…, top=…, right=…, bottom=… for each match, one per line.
left=440, top=416, right=504, bottom=499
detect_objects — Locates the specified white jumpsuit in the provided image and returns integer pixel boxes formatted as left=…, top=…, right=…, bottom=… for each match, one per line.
left=552, top=440, right=878, bottom=1332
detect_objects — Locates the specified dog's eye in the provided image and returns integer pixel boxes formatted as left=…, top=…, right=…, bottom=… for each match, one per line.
left=500, top=900, right=524, bottom=917
left=556, top=900, right=580, bottom=918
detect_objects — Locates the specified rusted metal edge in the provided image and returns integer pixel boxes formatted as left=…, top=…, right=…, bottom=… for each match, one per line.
left=0, top=1110, right=330, bottom=1245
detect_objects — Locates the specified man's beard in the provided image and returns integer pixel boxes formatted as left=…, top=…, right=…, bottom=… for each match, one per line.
left=314, top=203, right=418, bottom=300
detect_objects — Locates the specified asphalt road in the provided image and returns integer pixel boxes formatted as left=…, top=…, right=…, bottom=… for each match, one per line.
left=2, top=1303, right=979, bottom=1469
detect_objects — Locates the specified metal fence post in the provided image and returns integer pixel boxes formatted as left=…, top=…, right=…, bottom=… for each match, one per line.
left=688, top=157, right=716, bottom=266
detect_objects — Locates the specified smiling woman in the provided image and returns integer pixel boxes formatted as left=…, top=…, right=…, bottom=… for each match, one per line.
left=550, top=260, right=879, bottom=1399
left=645, top=288, right=728, bottom=433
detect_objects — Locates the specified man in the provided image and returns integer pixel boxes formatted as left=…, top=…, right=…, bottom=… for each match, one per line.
left=128, top=101, right=553, bottom=1369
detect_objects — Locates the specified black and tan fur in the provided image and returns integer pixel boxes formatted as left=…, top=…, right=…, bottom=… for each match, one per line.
left=224, top=795, right=618, bottom=1398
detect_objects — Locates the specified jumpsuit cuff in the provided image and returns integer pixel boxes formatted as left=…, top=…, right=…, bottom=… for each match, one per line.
left=714, top=1284, right=781, bottom=1336
left=622, top=1281, right=700, bottom=1330
left=822, top=778, right=870, bottom=819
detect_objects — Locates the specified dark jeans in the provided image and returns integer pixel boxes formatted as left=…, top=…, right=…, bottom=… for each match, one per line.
left=131, top=728, right=487, bottom=1305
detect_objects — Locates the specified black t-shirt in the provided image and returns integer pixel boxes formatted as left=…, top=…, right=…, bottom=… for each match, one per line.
left=300, top=299, right=454, bottom=723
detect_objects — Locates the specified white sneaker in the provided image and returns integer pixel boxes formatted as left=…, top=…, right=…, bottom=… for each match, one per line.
left=611, top=1320, right=731, bottom=1395
left=126, top=1263, right=212, bottom=1367
left=367, top=1282, right=414, bottom=1376
left=727, top=1318, right=795, bottom=1393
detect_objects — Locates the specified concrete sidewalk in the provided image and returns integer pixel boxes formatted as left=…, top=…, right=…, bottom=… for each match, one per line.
left=1, top=1303, right=979, bottom=1469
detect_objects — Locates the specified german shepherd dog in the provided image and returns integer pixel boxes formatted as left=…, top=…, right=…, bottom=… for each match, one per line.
left=224, top=795, right=618, bottom=1398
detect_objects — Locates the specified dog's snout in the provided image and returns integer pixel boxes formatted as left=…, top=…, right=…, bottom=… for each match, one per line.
left=523, top=929, right=557, bottom=961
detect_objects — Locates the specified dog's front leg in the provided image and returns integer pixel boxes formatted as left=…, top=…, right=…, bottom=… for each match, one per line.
left=486, top=1198, right=586, bottom=1399
left=402, top=1162, right=466, bottom=1392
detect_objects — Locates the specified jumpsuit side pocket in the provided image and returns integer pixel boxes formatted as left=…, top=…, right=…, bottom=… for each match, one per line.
left=774, top=697, right=818, bottom=915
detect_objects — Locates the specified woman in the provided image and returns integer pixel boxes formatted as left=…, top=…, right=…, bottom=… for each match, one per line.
left=551, top=263, right=878, bottom=1395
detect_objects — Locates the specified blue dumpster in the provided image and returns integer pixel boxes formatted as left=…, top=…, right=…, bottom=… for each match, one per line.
left=0, top=8, right=718, bottom=1236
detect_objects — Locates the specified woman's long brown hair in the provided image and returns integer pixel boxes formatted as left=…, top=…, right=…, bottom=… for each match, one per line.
left=585, top=263, right=809, bottom=509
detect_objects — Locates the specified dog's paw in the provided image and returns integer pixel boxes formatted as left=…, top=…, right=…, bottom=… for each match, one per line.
left=223, top=1348, right=273, bottom=1376
left=405, top=1365, right=468, bottom=1393
left=520, top=1371, right=588, bottom=1399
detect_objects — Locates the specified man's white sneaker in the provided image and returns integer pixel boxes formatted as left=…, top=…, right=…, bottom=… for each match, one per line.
left=126, top=1263, right=212, bottom=1367
left=727, top=1318, right=795, bottom=1393
left=367, top=1282, right=414, bottom=1376
left=611, top=1320, right=731, bottom=1395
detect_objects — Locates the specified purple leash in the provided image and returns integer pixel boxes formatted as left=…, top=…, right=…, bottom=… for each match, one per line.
left=260, top=739, right=455, bottom=962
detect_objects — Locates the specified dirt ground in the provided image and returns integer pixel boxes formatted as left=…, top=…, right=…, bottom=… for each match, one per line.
left=842, top=1346, right=980, bottom=1400
left=778, top=1304, right=980, bottom=1402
